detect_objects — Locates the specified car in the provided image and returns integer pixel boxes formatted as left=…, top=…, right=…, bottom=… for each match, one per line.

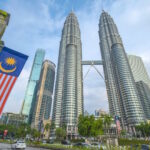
left=42, top=140, right=47, bottom=144
left=141, top=144, right=150, bottom=150
left=74, top=142, right=90, bottom=148
left=12, top=140, right=26, bottom=149
left=82, top=143, right=91, bottom=148
left=48, top=139, right=54, bottom=144
left=91, top=142, right=106, bottom=149
left=73, top=142, right=83, bottom=147
left=61, top=140, right=71, bottom=145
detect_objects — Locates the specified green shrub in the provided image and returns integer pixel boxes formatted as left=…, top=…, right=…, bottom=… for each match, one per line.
left=71, top=138, right=85, bottom=143
left=119, top=138, right=150, bottom=146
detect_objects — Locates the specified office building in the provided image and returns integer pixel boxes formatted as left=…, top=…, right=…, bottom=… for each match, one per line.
left=52, top=12, right=83, bottom=137
left=136, top=81, right=150, bottom=120
left=128, top=55, right=150, bottom=120
left=95, top=109, right=107, bottom=118
left=31, top=60, right=55, bottom=130
left=21, top=49, right=45, bottom=122
left=84, top=110, right=89, bottom=116
left=128, top=55, right=150, bottom=88
left=99, top=11, right=145, bottom=128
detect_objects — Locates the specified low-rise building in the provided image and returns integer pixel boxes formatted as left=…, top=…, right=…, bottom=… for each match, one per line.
left=0, top=112, right=27, bottom=126
left=95, top=109, right=108, bottom=118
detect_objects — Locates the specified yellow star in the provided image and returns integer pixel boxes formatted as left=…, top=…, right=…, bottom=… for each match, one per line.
left=5, top=57, right=16, bottom=66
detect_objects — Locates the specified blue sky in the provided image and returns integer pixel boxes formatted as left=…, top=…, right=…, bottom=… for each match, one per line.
left=1, top=0, right=150, bottom=114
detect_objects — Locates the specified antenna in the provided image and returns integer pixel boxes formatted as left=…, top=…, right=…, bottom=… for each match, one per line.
left=71, top=0, right=74, bottom=12
left=71, top=4, right=74, bottom=12
left=101, top=0, right=104, bottom=11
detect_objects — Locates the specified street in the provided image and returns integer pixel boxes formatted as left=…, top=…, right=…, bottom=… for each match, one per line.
left=0, top=143, right=50, bottom=150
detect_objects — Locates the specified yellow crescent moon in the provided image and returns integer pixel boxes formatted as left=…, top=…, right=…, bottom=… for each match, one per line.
left=0, top=62, right=16, bottom=73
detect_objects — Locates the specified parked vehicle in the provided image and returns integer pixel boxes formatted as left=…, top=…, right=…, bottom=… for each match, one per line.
left=91, top=142, right=106, bottom=149
left=42, top=140, right=47, bottom=144
left=49, top=139, right=54, bottom=144
left=12, top=140, right=26, bottom=149
left=141, top=144, right=150, bottom=150
left=61, top=140, right=71, bottom=145
left=74, top=142, right=91, bottom=148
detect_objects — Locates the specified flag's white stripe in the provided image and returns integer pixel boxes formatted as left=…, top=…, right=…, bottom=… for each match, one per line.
left=0, top=74, right=6, bottom=85
left=0, top=75, right=11, bottom=95
left=0, top=76, right=15, bottom=107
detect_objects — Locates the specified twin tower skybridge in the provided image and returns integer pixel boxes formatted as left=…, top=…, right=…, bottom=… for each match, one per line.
left=82, top=60, right=104, bottom=80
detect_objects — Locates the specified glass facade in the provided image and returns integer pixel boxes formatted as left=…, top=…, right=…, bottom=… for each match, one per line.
left=52, top=12, right=83, bottom=137
left=99, top=11, right=145, bottom=128
left=128, top=55, right=150, bottom=120
left=136, top=81, right=150, bottom=120
left=31, top=60, right=55, bottom=129
left=128, top=55, right=150, bottom=89
left=21, top=49, right=45, bottom=122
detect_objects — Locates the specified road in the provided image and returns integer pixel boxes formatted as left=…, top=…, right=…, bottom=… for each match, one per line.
left=0, top=143, right=50, bottom=150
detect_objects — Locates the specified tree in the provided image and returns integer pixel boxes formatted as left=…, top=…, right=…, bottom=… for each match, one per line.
left=31, top=128, right=40, bottom=139
left=55, top=127, right=66, bottom=141
left=51, top=122, right=55, bottom=130
left=103, top=115, right=113, bottom=137
left=78, top=115, right=93, bottom=137
left=44, top=123, right=50, bottom=132
left=120, top=130, right=126, bottom=137
left=91, top=118, right=104, bottom=138
left=103, top=115, right=112, bottom=128
left=135, top=122, right=150, bottom=138
left=44, top=123, right=50, bottom=139
left=78, top=115, right=104, bottom=138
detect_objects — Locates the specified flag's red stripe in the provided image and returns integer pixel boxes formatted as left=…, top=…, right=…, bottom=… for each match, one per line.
left=0, top=76, right=13, bottom=102
left=0, top=77, right=17, bottom=115
left=0, top=73, right=3, bottom=80
left=0, top=75, right=7, bottom=90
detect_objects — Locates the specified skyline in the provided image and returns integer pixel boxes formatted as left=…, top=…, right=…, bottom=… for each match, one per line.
left=0, top=0, right=150, bottom=114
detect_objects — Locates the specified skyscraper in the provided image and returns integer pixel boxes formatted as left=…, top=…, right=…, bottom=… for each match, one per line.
left=128, top=55, right=150, bottom=88
left=136, top=81, right=150, bottom=120
left=52, top=12, right=83, bottom=137
left=128, top=55, right=150, bottom=120
left=99, top=11, right=145, bottom=128
left=31, top=60, right=55, bottom=130
left=21, top=49, right=45, bottom=122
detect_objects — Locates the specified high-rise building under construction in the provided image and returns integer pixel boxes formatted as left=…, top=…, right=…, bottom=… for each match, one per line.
left=52, top=12, right=83, bottom=137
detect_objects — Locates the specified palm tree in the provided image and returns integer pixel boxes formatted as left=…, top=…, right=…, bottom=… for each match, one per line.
left=103, top=115, right=113, bottom=137
left=45, top=123, right=50, bottom=132
left=44, top=123, right=50, bottom=139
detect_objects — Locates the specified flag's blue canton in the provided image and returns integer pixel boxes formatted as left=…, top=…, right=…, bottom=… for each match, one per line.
left=0, top=47, right=28, bottom=77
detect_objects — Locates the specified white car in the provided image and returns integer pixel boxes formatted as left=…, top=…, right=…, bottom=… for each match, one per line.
left=12, top=140, right=26, bottom=149
left=91, top=142, right=106, bottom=149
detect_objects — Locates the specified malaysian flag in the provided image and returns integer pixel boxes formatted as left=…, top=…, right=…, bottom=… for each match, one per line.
left=115, top=116, right=121, bottom=134
left=0, top=47, right=28, bottom=115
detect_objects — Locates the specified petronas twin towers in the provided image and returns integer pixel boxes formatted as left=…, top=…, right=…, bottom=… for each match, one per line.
left=52, top=12, right=83, bottom=136
left=52, top=10, right=145, bottom=135
left=99, top=11, right=145, bottom=128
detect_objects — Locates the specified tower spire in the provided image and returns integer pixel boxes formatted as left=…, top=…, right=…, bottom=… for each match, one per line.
left=101, top=0, right=104, bottom=11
